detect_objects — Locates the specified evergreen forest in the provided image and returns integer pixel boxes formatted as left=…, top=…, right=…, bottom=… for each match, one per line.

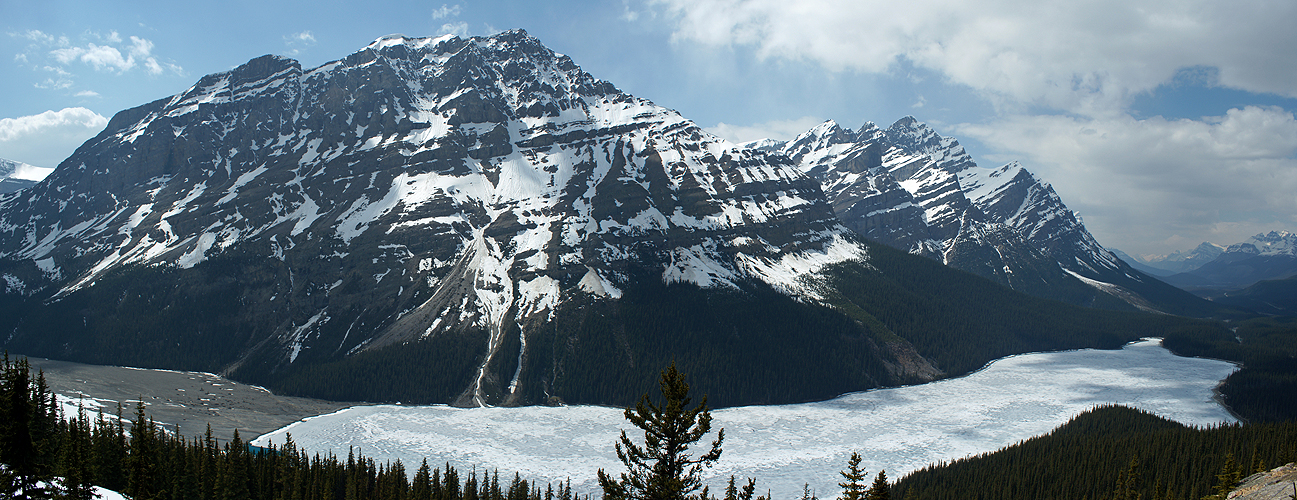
left=893, top=405, right=1297, bottom=500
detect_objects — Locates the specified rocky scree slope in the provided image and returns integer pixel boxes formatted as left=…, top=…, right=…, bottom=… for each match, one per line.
left=763, top=119, right=1221, bottom=316
left=0, top=31, right=1208, bottom=407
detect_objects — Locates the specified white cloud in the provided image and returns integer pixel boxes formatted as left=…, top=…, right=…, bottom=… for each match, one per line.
left=34, top=78, right=73, bottom=90
left=0, top=107, right=109, bottom=169
left=25, top=31, right=173, bottom=79
left=74, top=90, right=99, bottom=97
left=439, top=22, right=470, bottom=37
left=19, top=29, right=56, bottom=44
left=51, top=43, right=134, bottom=72
left=651, top=0, right=1297, bottom=116
left=705, top=116, right=826, bottom=143
left=956, top=107, right=1297, bottom=254
left=127, top=36, right=153, bottom=58
left=283, top=31, right=317, bottom=56
left=432, top=4, right=462, bottom=20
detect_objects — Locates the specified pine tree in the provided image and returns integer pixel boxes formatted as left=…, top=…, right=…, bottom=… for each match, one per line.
left=126, top=400, right=159, bottom=500
left=837, top=453, right=867, bottom=500
left=597, top=363, right=724, bottom=500
left=801, top=483, right=818, bottom=500
left=2, top=357, right=47, bottom=498
left=220, top=429, right=251, bottom=500
left=57, top=405, right=96, bottom=500
left=864, top=471, right=888, bottom=500
left=412, top=459, right=432, bottom=500
left=1212, top=453, right=1242, bottom=500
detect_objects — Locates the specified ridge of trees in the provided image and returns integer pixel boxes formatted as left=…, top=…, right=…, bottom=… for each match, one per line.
left=1, top=352, right=587, bottom=500
left=891, top=405, right=1297, bottom=500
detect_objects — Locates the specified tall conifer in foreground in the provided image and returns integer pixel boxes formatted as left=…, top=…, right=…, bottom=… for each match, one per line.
left=597, top=363, right=724, bottom=500
left=837, top=453, right=866, bottom=500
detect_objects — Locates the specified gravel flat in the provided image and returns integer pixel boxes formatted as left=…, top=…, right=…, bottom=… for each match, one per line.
left=18, top=355, right=355, bottom=444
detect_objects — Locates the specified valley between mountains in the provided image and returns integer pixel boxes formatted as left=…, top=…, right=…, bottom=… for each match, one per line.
left=0, top=30, right=1262, bottom=412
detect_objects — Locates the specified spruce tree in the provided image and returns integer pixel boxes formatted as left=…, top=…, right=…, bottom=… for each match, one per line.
left=126, top=401, right=159, bottom=500
left=57, top=406, right=96, bottom=500
left=1212, top=453, right=1242, bottom=500
left=597, top=363, right=724, bottom=500
left=2, top=357, right=42, bottom=498
left=864, top=471, right=888, bottom=500
left=413, top=459, right=432, bottom=500
left=837, top=453, right=867, bottom=500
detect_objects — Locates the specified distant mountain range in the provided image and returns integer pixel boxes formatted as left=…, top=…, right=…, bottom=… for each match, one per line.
left=1113, top=243, right=1226, bottom=277
left=1117, top=232, right=1297, bottom=294
left=0, top=30, right=1227, bottom=407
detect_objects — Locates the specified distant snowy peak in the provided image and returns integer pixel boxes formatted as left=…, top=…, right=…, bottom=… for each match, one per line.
left=0, top=158, right=51, bottom=182
left=1229, top=231, right=1297, bottom=256
left=0, top=158, right=45, bottom=194
left=1134, top=242, right=1226, bottom=274
left=737, top=138, right=786, bottom=152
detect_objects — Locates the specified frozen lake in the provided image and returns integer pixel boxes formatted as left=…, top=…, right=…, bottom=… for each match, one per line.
left=252, top=339, right=1237, bottom=499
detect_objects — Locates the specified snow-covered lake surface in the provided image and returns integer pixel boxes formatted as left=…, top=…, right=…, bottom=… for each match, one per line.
left=252, top=339, right=1237, bottom=499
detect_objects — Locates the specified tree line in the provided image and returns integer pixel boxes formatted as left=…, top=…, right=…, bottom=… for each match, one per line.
left=2, top=352, right=587, bottom=500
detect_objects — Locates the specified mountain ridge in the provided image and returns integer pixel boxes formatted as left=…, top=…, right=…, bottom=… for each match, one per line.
left=755, top=117, right=1221, bottom=316
left=1162, top=231, right=1297, bottom=293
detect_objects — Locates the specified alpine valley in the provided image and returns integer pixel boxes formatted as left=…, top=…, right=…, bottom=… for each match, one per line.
left=0, top=31, right=1230, bottom=408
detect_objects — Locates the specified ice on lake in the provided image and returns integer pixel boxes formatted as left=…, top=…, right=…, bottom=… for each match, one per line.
left=252, top=339, right=1237, bottom=499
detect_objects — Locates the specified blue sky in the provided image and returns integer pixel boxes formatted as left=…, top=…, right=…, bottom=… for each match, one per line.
left=2, top=0, right=1295, bottom=256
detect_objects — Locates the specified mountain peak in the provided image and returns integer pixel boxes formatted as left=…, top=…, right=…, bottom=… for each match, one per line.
left=809, top=119, right=844, bottom=135
left=889, top=115, right=921, bottom=129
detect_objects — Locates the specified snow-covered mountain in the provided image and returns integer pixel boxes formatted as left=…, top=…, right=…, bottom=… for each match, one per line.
left=1227, top=231, right=1297, bottom=257
left=0, top=31, right=915, bottom=406
left=0, top=158, right=43, bottom=194
left=0, top=31, right=1215, bottom=407
left=769, top=118, right=1216, bottom=314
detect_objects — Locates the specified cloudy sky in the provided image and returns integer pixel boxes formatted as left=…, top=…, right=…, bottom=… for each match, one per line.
left=2, top=0, right=1295, bottom=256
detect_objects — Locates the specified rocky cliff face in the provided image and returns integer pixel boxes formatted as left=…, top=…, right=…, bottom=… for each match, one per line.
left=768, top=118, right=1218, bottom=315
left=1227, top=463, right=1297, bottom=500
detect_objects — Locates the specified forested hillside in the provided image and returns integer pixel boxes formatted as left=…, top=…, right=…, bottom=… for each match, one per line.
left=1161, top=316, right=1297, bottom=422
left=893, top=405, right=1297, bottom=500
